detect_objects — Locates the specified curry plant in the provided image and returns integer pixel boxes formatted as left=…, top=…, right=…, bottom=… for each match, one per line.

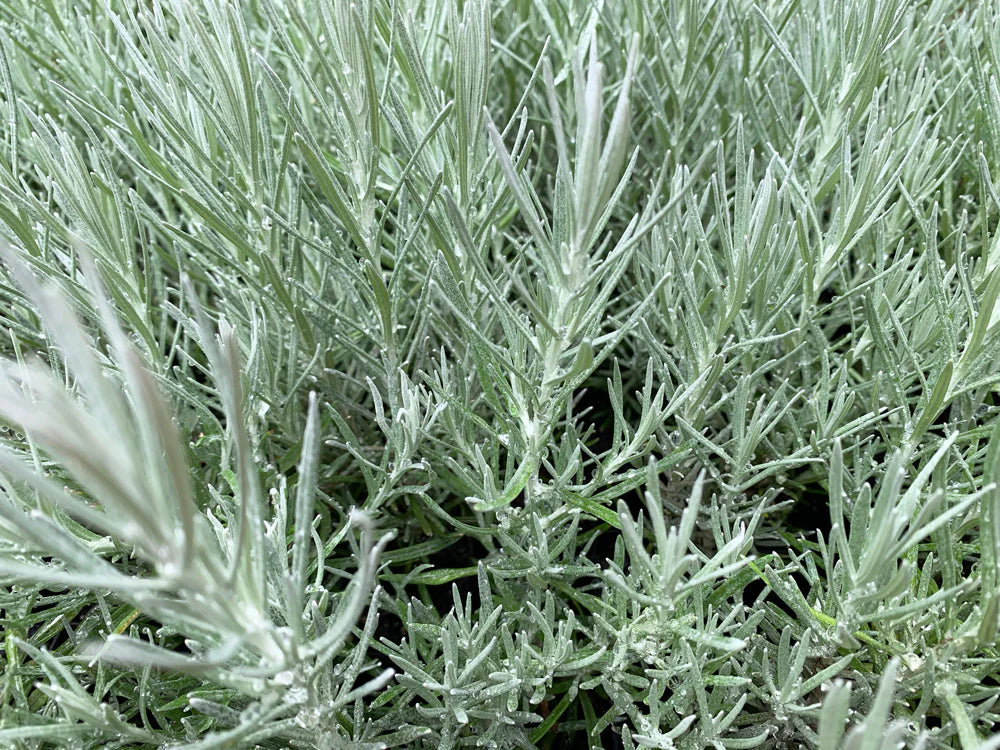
left=0, top=0, right=999, bottom=748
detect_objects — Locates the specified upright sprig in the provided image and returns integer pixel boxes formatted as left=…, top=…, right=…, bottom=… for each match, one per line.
left=0, top=249, right=392, bottom=745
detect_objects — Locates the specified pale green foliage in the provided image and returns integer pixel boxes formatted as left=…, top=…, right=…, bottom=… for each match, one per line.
left=0, top=0, right=998, bottom=748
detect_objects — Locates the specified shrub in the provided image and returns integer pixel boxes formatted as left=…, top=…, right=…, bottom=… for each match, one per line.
left=0, top=0, right=999, bottom=748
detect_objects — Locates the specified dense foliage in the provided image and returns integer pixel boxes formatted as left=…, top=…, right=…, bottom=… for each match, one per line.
left=0, top=0, right=1000, bottom=747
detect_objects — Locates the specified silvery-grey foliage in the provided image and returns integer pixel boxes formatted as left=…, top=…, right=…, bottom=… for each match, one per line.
left=0, top=0, right=998, bottom=748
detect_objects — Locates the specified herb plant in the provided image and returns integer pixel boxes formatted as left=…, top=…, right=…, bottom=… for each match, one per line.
left=0, top=0, right=999, bottom=748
